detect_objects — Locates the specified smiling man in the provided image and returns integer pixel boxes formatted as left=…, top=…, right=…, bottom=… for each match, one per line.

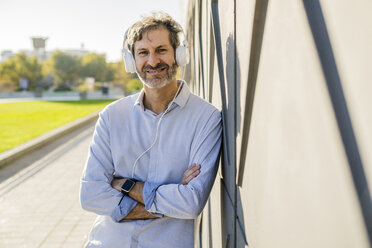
left=80, top=12, right=222, bottom=248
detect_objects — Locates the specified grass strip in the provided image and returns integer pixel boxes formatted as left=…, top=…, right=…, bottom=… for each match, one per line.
left=0, top=99, right=114, bottom=153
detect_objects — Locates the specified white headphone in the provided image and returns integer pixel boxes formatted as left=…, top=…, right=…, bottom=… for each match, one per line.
left=122, top=29, right=189, bottom=73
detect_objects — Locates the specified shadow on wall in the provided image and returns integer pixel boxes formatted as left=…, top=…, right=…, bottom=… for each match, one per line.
left=233, top=0, right=269, bottom=246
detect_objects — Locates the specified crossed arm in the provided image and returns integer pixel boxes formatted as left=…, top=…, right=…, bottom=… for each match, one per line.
left=111, top=163, right=201, bottom=220
left=80, top=109, right=222, bottom=221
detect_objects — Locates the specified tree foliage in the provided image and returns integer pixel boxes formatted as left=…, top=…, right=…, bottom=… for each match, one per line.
left=104, top=62, right=116, bottom=83
left=0, top=51, right=134, bottom=92
left=0, top=53, right=42, bottom=90
left=80, top=53, right=114, bottom=82
left=110, top=61, right=137, bottom=90
left=126, top=78, right=143, bottom=92
left=49, top=51, right=81, bottom=90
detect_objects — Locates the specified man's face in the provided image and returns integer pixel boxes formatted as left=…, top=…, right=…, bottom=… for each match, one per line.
left=133, top=27, right=178, bottom=89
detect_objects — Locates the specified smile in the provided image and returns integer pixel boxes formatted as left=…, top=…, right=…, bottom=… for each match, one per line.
left=146, top=66, right=167, bottom=74
left=142, top=63, right=169, bottom=75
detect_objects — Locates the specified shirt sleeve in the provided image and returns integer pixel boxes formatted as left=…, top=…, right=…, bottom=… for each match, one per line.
left=79, top=110, right=137, bottom=222
left=143, top=110, right=222, bottom=219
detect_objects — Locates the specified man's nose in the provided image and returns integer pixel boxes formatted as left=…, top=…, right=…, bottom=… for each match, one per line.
left=147, top=52, right=160, bottom=67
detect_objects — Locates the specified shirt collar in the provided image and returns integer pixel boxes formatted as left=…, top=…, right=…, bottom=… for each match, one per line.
left=173, top=80, right=190, bottom=109
left=134, top=89, right=145, bottom=110
left=133, top=80, right=190, bottom=110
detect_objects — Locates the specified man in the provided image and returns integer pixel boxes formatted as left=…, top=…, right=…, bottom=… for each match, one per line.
left=80, top=12, right=222, bottom=247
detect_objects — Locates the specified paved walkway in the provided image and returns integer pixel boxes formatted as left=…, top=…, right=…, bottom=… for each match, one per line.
left=0, top=123, right=97, bottom=247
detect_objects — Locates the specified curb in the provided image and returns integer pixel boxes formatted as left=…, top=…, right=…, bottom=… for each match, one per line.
left=0, top=110, right=100, bottom=169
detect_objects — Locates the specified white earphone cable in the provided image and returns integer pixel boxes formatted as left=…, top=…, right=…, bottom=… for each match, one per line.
left=131, top=81, right=184, bottom=178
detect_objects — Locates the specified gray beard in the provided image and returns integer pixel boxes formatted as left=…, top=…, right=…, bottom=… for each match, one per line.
left=137, top=62, right=178, bottom=89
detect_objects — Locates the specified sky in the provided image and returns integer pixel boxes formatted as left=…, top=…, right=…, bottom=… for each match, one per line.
left=0, top=0, right=187, bottom=62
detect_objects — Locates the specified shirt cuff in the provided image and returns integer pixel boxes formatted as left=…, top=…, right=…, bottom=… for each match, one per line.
left=111, top=195, right=137, bottom=222
left=143, top=181, right=162, bottom=212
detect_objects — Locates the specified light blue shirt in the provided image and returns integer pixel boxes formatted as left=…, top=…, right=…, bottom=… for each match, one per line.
left=80, top=81, right=222, bottom=248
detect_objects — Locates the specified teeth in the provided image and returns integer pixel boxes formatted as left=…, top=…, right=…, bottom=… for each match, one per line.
left=144, top=65, right=167, bottom=74
left=147, top=68, right=164, bottom=73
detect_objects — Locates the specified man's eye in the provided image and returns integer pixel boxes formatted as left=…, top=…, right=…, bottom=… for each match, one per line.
left=138, top=51, right=148, bottom=55
left=158, top=49, right=167, bottom=53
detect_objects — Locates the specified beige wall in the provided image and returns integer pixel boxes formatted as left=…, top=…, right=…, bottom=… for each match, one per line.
left=185, top=0, right=372, bottom=247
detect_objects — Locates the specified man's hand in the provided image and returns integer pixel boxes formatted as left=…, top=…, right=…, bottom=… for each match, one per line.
left=111, top=177, right=126, bottom=192
left=180, top=163, right=201, bottom=185
left=122, top=203, right=159, bottom=221
left=111, top=178, right=158, bottom=220
left=111, top=178, right=144, bottom=204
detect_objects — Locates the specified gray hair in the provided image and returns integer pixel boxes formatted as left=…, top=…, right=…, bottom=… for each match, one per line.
left=126, top=12, right=183, bottom=55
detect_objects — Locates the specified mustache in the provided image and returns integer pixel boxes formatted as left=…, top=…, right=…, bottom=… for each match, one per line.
left=142, top=63, right=169, bottom=72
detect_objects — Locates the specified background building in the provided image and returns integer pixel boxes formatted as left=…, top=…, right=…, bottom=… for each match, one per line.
left=183, top=0, right=372, bottom=247
left=0, top=38, right=88, bottom=62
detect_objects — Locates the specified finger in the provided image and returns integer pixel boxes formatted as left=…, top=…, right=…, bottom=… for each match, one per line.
left=183, top=168, right=201, bottom=184
left=180, top=169, right=198, bottom=185
left=183, top=170, right=200, bottom=185
left=182, top=164, right=197, bottom=178
left=188, top=164, right=200, bottom=172
left=183, top=164, right=200, bottom=179
left=181, top=164, right=201, bottom=184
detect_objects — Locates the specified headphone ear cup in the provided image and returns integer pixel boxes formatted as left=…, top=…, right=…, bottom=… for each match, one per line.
left=123, top=52, right=136, bottom=73
left=176, top=45, right=188, bottom=67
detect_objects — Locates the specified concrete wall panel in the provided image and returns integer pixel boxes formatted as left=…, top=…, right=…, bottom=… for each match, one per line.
left=184, top=0, right=372, bottom=247
left=237, top=0, right=369, bottom=247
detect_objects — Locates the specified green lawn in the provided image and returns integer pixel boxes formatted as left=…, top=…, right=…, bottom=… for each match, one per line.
left=0, top=99, right=114, bottom=153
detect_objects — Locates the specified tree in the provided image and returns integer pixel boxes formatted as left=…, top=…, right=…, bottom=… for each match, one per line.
left=15, top=53, right=43, bottom=90
left=126, top=78, right=143, bottom=92
left=80, top=53, right=107, bottom=82
left=0, top=59, right=17, bottom=87
left=38, top=60, right=55, bottom=90
left=49, top=51, right=81, bottom=90
left=110, top=61, right=134, bottom=90
left=0, top=51, right=131, bottom=92
left=0, top=60, right=18, bottom=91
left=0, top=52, right=42, bottom=90
left=104, top=62, right=116, bottom=82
